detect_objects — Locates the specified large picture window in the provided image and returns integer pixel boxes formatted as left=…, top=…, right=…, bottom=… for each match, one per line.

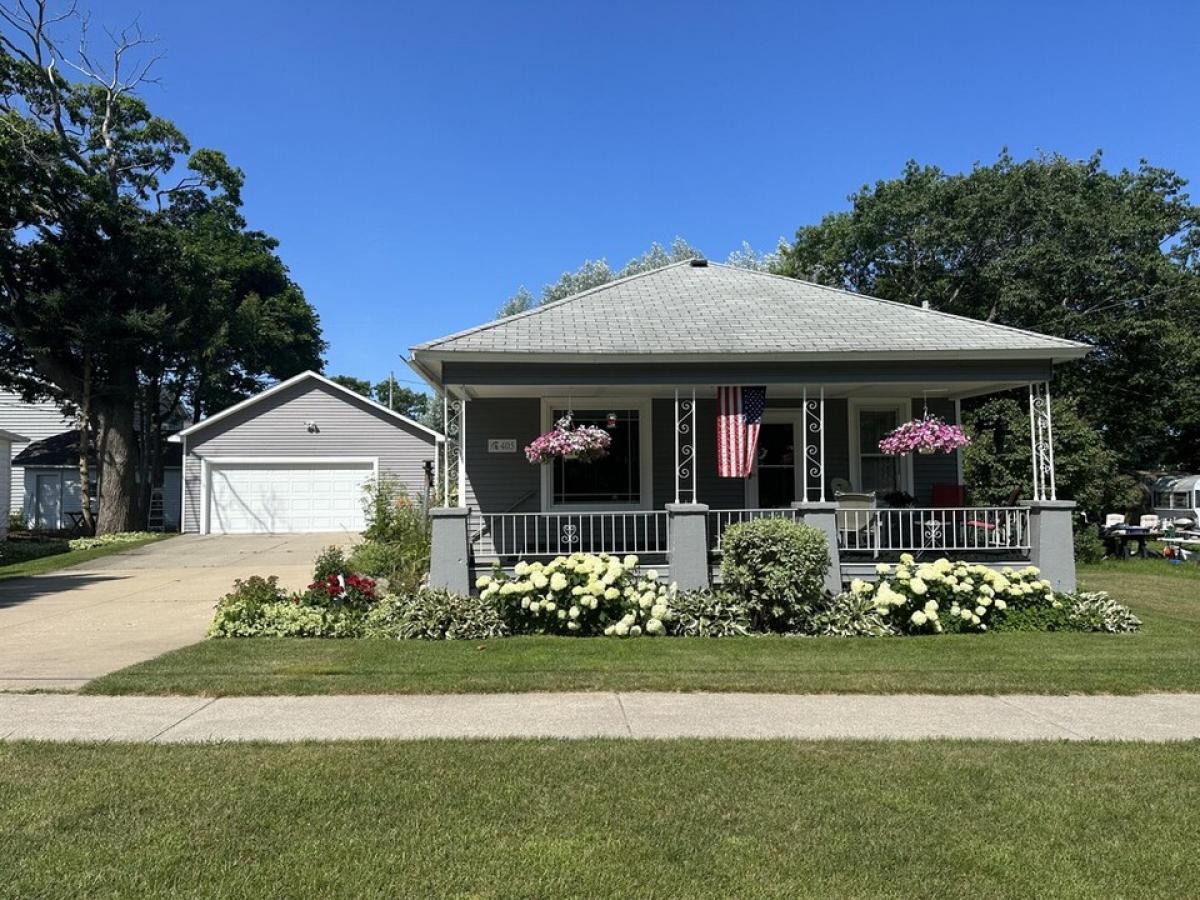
left=550, top=408, right=641, bottom=505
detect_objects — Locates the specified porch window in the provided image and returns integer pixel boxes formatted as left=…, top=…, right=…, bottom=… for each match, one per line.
left=857, top=407, right=904, bottom=493
left=551, top=408, right=641, bottom=505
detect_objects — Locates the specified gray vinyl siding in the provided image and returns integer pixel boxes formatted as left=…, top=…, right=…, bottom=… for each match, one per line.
left=461, top=398, right=541, bottom=514
left=910, top=397, right=961, bottom=505
left=0, top=390, right=73, bottom=514
left=183, top=380, right=439, bottom=533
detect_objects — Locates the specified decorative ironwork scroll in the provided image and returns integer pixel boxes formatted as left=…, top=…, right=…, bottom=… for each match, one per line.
left=443, top=395, right=465, bottom=506
left=674, top=388, right=697, bottom=504
left=800, top=387, right=826, bottom=502
left=1028, top=382, right=1056, bottom=501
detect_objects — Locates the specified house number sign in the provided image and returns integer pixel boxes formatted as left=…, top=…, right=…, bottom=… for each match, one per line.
left=487, top=439, right=517, bottom=453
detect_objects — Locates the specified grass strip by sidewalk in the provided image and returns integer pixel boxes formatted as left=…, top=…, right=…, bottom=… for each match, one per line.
left=0, top=534, right=172, bottom=581
left=83, top=562, right=1200, bottom=696
left=2, top=739, right=1198, bottom=898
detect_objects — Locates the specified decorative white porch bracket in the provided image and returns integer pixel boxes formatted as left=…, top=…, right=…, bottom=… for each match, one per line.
left=1028, top=381, right=1056, bottom=501
left=800, top=386, right=826, bottom=502
left=674, top=388, right=698, bottom=504
left=442, top=394, right=466, bottom=507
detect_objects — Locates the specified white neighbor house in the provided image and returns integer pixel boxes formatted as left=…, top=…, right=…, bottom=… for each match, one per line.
left=0, top=390, right=74, bottom=519
left=0, top=428, right=30, bottom=539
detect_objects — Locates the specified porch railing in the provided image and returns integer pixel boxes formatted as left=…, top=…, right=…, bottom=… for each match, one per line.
left=707, top=508, right=801, bottom=553
left=836, top=506, right=1031, bottom=557
left=469, top=510, right=670, bottom=560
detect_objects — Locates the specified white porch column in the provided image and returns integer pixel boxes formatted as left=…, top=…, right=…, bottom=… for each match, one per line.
left=1028, top=382, right=1056, bottom=501
left=673, top=388, right=697, bottom=504
left=1025, top=381, right=1075, bottom=591
left=800, top=386, right=826, bottom=503
left=442, top=393, right=466, bottom=507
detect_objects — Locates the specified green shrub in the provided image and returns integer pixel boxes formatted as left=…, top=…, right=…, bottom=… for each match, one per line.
left=312, top=545, right=347, bottom=582
left=364, top=590, right=509, bottom=640
left=363, top=478, right=429, bottom=545
left=208, top=575, right=365, bottom=638
left=991, top=603, right=1075, bottom=632
left=668, top=590, right=753, bottom=637
left=0, top=538, right=68, bottom=565
left=719, top=518, right=829, bottom=631
left=805, top=592, right=894, bottom=637
left=477, top=553, right=674, bottom=636
left=348, top=540, right=428, bottom=595
left=1073, top=527, right=1106, bottom=564
left=1066, top=591, right=1141, bottom=633
left=858, top=557, right=1061, bottom=634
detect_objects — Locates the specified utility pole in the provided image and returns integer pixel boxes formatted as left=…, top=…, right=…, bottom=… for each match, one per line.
left=389, top=370, right=394, bottom=409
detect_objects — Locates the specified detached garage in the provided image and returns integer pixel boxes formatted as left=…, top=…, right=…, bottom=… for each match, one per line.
left=177, top=371, right=442, bottom=535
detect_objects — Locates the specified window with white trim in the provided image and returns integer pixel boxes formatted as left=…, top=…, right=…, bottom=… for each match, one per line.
left=550, top=408, right=640, bottom=505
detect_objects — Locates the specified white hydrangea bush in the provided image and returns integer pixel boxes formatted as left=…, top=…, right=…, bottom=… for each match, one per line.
left=850, top=554, right=1059, bottom=635
left=476, top=553, right=675, bottom=637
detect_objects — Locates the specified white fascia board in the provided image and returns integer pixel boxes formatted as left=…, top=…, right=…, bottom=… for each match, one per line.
left=177, top=370, right=445, bottom=442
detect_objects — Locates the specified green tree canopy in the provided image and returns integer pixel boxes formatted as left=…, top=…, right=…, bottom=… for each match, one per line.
left=0, top=2, right=324, bottom=531
left=779, top=151, right=1200, bottom=472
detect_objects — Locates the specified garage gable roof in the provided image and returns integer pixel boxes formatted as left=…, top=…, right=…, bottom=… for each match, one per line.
left=0, top=428, right=28, bottom=443
left=174, top=371, right=444, bottom=442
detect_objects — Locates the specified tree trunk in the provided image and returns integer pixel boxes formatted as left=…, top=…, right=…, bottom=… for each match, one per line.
left=78, top=355, right=95, bottom=535
left=95, top=399, right=139, bottom=534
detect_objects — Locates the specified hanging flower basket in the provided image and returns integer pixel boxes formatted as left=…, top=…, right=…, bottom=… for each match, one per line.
left=878, top=414, right=971, bottom=456
left=525, top=424, right=612, bottom=464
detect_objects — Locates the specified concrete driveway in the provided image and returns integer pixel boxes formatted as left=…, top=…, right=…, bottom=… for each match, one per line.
left=0, top=533, right=353, bottom=691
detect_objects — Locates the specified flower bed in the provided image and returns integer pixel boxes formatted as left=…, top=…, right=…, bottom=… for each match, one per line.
left=207, top=544, right=1139, bottom=641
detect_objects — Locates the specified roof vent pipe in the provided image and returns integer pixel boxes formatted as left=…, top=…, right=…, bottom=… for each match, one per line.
left=689, top=258, right=708, bottom=267
left=921, top=300, right=930, bottom=310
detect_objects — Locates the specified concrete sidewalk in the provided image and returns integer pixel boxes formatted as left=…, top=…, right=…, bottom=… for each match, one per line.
left=2, top=692, right=1199, bottom=743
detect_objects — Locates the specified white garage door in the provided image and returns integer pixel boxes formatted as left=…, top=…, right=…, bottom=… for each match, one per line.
left=208, top=461, right=373, bottom=534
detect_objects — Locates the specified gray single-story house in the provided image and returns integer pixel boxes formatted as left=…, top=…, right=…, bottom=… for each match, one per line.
left=174, top=370, right=443, bottom=534
left=410, top=259, right=1089, bottom=594
left=13, top=430, right=182, bottom=531
left=0, top=428, right=29, bottom=540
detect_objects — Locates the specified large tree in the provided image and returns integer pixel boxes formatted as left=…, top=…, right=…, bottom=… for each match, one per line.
left=0, top=2, right=324, bottom=531
left=779, top=151, right=1200, bottom=472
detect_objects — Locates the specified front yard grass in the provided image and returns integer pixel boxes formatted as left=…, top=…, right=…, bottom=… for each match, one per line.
left=83, top=560, right=1200, bottom=696
left=0, top=534, right=172, bottom=581
left=2, top=739, right=1197, bottom=898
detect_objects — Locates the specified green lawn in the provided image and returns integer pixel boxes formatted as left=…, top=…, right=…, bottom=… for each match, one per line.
left=2, top=739, right=1197, bottom=898
left=84, top=560, right=1200, bottom=696
left=0, top=534, right=172, bottom=581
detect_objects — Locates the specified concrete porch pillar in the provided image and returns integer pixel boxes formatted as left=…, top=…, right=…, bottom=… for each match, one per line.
left=1024, top=500, right=1077, bottom=593
left=792, top=501, right=843, bottom=595
left=667, top=503, right=710, bottom=591
left=429, top=507, right=471, bottom=595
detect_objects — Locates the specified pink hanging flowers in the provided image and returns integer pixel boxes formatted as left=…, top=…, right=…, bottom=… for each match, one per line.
left=525, top=422, right=612, bottom=464
left=878, top=414, right=971, bottom=456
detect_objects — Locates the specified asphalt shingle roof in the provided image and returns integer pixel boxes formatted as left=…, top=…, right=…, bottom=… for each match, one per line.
left=414, top=261, right=1089, bottom=358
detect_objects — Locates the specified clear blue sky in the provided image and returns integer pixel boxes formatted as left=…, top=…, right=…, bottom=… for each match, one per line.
left=99, top=0, right=1199, bottom=388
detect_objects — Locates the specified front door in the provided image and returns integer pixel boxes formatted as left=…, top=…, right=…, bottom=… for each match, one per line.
left=753, top=421, right=797, bottom=508
left=36, top=474, right=61, bottom=529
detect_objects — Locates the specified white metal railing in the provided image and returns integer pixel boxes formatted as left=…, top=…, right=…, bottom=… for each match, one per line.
left=707, top=508, right=801, bottom=552
left=470, top=510, right=670, bottom=559
left=837, top=507, right=1031, bottom=557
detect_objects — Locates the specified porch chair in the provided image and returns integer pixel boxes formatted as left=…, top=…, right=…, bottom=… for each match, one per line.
left=1104, top=513, right=1127, bottom=529
left=1139, top=514, right=1161, bottom=533
left=964, top=487, right=1021, bottom=549
left=836, top=491, right=880, bottom=558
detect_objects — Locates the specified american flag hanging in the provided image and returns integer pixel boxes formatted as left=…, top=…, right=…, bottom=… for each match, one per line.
left=717, top=386, right=766, bottom=478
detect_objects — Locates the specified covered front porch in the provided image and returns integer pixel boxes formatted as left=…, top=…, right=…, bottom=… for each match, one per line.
left=429, top=377, right=1070, bottom=593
